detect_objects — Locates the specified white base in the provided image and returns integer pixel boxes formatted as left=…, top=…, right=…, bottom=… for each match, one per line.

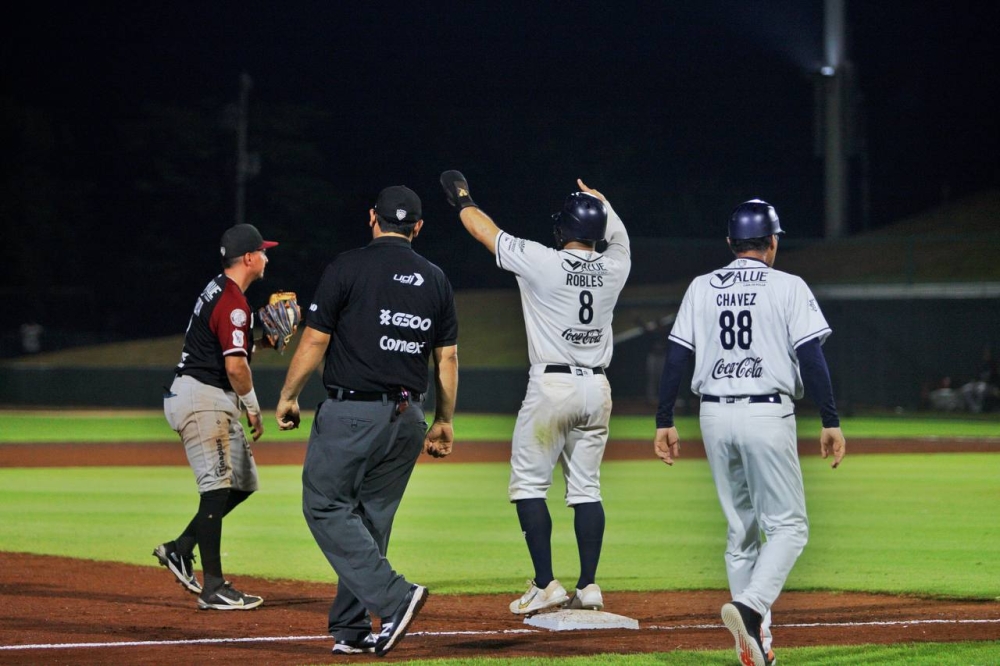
left=524, top=609, right=639, bottom=631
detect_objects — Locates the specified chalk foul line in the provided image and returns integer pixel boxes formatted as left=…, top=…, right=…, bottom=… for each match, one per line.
left=3, top=618, right=999, bottom=651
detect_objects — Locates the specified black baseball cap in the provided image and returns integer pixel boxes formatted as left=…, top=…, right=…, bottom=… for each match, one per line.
left=375, top=185, right=422, bottom=224
left=220, top=224, right=279, bottom=258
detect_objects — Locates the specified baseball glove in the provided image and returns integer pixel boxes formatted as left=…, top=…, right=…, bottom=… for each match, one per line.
left=258, top=291, right=301, bottom=354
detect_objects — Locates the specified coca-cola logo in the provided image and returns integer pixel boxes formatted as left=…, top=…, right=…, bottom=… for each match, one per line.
left=561, top=328, right=604, bottom=345
left=711, top=357, right=764, bottom=379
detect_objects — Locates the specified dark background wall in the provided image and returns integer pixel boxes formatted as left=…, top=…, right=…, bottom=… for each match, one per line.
left=3, top=297, right=996, bottom=413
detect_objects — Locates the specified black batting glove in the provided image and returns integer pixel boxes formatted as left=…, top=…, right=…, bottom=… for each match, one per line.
left=440, top=170, right=478, bottom=210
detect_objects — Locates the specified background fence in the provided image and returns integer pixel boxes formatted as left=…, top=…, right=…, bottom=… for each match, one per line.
left=2, top=289, right=997, bottom=413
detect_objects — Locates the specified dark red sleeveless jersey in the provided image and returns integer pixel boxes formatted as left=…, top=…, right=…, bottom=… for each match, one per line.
left=174, top=274, right=253, bottom=390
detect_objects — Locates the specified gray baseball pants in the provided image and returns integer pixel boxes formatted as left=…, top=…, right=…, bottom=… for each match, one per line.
left=302, top=395, right=426, bottom=642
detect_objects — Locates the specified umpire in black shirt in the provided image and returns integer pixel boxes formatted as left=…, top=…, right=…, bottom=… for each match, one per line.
left=276, top=185, right=458, bottom=657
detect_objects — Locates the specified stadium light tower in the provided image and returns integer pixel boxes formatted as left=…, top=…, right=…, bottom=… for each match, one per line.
left=821, top=0, right=847, bottom=238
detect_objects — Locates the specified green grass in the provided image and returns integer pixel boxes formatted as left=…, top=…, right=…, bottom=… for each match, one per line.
left=0, top=411, right=997, bottom=443
left=2, top=454, right=997, bottom=599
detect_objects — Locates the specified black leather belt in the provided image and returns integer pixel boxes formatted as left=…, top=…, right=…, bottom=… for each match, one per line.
left=544, top=365, right=605, bottom=375
left=701, top=393, right=781, bottom=404
left=327, top=388, right=423, bottom=402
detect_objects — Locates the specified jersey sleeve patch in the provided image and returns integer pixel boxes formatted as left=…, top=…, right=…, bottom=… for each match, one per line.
left=495, top=231, right=518, bottom=271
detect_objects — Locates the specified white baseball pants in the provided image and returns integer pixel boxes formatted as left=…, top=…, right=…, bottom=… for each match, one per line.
left=508, top=365, right=612, bottom=506
left=699, top=394, right=808, bottom=652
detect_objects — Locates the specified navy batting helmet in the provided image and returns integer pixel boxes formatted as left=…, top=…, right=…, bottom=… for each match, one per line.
left=728, top=199, right=784, bottom=240
left=552, top=192, right=608, bottom=248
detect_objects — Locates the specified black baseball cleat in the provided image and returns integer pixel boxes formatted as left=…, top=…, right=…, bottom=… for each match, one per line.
left=374, top=584, right=428, bottom=657
left=721, top=601, right=768, bottom=666
left=332, top=632, right=378, bottom=655
left=152, top=541, right=201, bottom=594
left=197, top=582, right=263, bottom=610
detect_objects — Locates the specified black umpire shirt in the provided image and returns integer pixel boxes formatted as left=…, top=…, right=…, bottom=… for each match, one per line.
left=307, top=236, right=458, bottom=395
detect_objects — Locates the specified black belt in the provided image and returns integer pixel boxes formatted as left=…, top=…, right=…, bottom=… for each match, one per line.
left=701, top=393, right=782, bottom=404
left=544, top=365, right=605, bottom=375
left=327, top=388, right=423, bottom=402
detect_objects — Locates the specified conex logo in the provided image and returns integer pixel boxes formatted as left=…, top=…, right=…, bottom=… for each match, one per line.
left=394, top=273, right=424, bottom=286
left=379, top=309, right=432, bottom=331
left=380, top=336, right=426, bottom=355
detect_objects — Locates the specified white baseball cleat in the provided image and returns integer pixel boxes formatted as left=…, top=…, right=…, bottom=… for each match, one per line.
left=568, top=583, right=604, bottom=610
left=509, top=579, right=569, bottom=615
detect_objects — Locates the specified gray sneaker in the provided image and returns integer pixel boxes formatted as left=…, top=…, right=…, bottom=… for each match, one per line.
left=152, top=542, right=201, bottom=594
left=197, top=582, right=263, bottom=610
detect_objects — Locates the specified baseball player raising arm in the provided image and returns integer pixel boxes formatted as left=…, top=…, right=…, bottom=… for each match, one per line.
left=441, top=171, right=630, bottom=616
left=653, top=200, right=845, bottom=666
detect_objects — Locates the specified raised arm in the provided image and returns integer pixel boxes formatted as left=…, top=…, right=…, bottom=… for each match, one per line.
left=578, top=178, right=629, bottom=253
left=459, top=207, right=501, bottom=254
left=441, top=170, right=501, bottom=254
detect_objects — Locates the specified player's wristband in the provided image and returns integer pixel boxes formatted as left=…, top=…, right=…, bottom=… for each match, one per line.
left=239, top=389, right=261, bottom=416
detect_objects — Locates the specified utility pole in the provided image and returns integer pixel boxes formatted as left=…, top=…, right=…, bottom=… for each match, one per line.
left=235, top=72, right=252, bottom=227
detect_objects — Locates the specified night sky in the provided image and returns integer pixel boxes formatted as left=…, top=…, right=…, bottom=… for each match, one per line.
left=3, top=1, right=998, bottom=339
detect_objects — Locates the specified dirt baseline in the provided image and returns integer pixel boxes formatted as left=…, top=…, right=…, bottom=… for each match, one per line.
left=2, top=552, right=998, bottom=665
left=1, top=439, right=998, bottom=665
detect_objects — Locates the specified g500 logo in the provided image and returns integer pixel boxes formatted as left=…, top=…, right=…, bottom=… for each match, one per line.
left=379, top=309, right=432, bottom=331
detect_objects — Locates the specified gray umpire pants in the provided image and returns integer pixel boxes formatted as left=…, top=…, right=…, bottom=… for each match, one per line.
left=301, top=395, right=426, bottom=642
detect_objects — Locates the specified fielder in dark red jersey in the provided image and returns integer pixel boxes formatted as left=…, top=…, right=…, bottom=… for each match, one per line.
left=154, top=223, right=278, bottom=611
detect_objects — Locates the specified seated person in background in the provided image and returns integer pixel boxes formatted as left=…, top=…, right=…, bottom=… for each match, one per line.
left=928, top=376, right=963, bottom=412
left=961, top=346, right=1000, bottom=414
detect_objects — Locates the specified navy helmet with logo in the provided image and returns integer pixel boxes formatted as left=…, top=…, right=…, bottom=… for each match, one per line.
left=728, top=199, right=784, bottom=240
left=552, top=192, right=608, bottom=249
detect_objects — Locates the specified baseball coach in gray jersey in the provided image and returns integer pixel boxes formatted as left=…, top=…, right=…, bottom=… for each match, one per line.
left=441, top=171, right=630, bottom=617
left=275, top=185, right=458, bottom=657
left=653, top=199, right=846, bottom=666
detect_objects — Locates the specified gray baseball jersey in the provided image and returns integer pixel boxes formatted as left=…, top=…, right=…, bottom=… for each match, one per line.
left=494, top=203, right=631, bottom=367
left=668, top=256, right=831, bottom=398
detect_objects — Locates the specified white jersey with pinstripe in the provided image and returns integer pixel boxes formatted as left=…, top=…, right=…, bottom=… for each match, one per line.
left=669, top=256, right=830, bottom=398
